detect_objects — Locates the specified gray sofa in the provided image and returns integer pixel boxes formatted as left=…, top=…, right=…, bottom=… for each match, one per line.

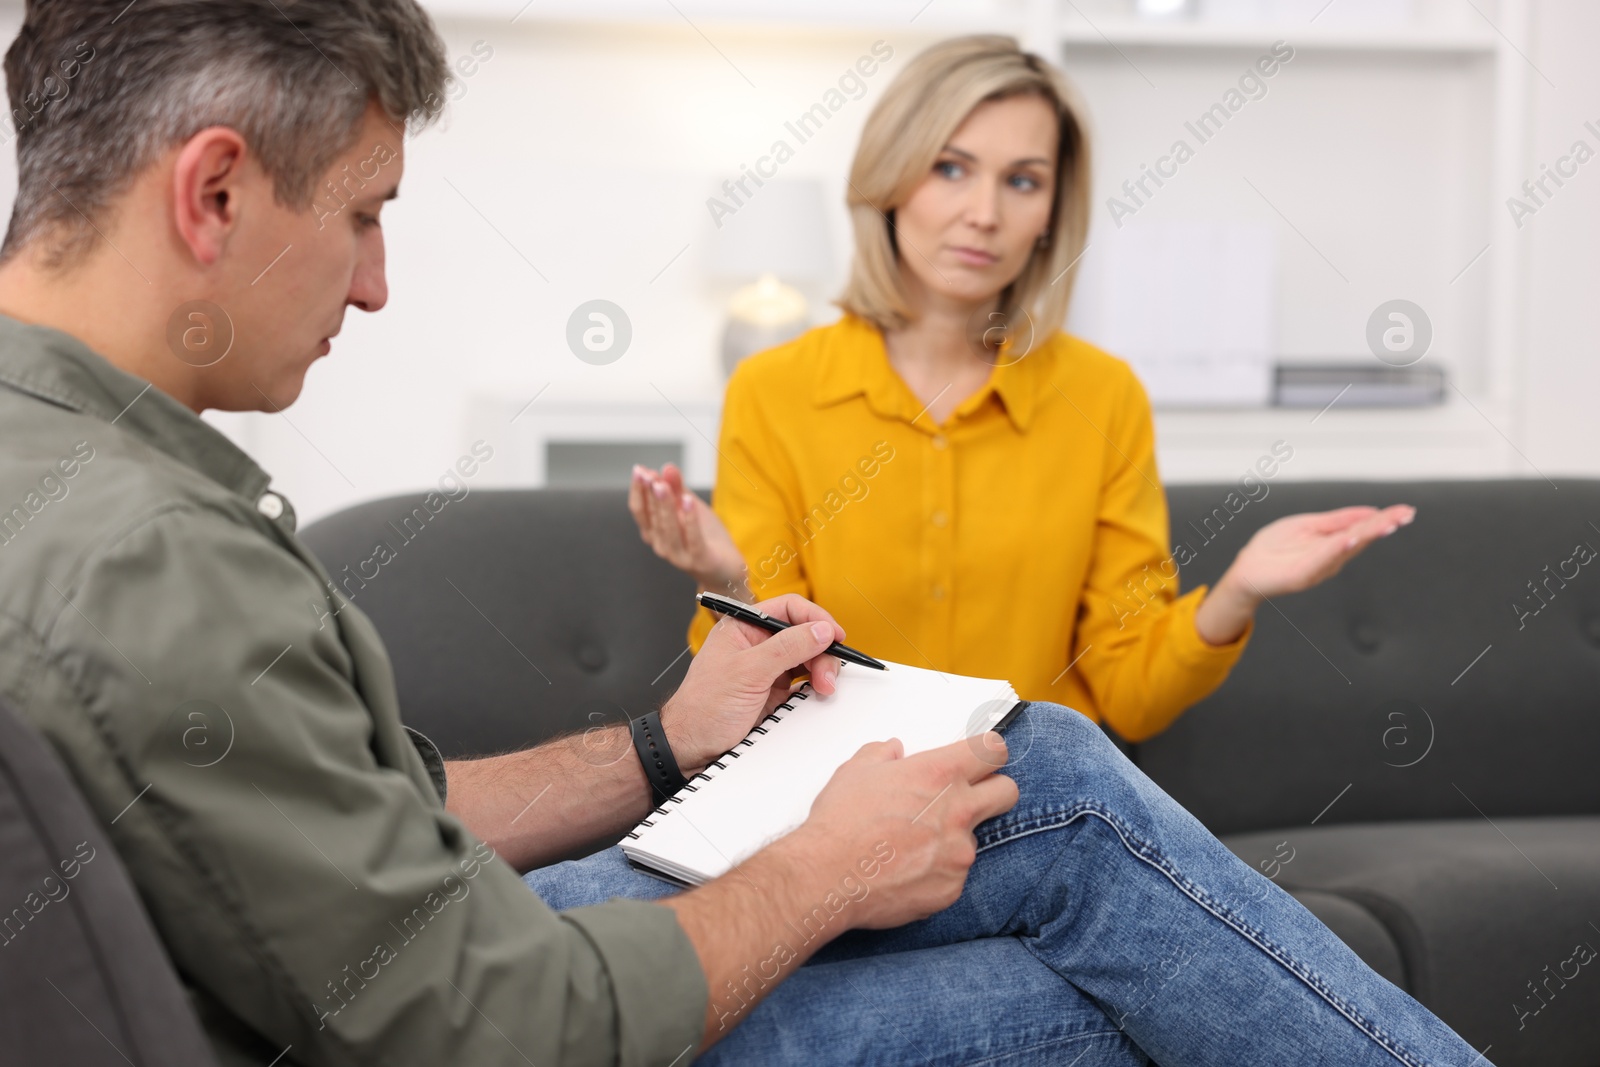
left=0, top=695, right=220, bottom=1066
left=301, top=480, right=1600, bottom=1067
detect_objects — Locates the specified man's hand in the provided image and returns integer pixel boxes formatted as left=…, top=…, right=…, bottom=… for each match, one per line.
left=663, top=730, right=1019, bottom=1050
left=660, top=593, right=847, bottom=775
left=788, top=732, right=1018, bottom=928
left=445, top=593, right=846, bottom=871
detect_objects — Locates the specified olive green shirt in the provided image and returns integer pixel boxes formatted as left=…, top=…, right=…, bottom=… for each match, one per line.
left=0, top=314, right=707, bottom=1066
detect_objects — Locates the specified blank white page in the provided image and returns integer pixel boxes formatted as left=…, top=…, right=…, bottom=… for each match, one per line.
left=623, top=661, right=1018, bottom=885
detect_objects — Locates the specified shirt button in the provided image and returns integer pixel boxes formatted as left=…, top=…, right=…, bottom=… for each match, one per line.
left=257, top=492, right=285, bottom=520
left=931, top=510, right=948, bottom=528
left=931, top=434, right=948, bottom=450
left=931, top=584, right=947, bottom=601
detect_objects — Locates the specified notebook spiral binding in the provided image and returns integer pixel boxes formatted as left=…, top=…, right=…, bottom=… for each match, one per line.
left=625, top=685, right=813, bottom=840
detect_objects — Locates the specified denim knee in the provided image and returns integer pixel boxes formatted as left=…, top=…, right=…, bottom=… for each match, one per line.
left=1005, top=701, right=1120, bottom=758
left=999, top=702, right=1143, bottom=806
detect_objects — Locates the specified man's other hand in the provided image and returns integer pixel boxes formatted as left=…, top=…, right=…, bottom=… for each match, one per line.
left=787, top=732, right=1018, bottom=929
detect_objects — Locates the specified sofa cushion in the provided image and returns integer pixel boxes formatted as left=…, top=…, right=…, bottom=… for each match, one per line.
left=1145, top=480, right=1600, bottom=836
left=1226, top=817, right=1600, bottom=1067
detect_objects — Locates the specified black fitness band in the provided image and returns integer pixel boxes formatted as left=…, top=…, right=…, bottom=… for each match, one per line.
left=630, top=710, right=689, bottom=802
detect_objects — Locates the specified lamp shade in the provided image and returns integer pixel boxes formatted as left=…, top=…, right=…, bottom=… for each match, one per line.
left=708, top=178, right=832, bottom=282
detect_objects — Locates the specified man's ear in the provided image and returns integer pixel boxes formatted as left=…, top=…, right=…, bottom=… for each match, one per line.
left=171, top=126, right=250, bottom=267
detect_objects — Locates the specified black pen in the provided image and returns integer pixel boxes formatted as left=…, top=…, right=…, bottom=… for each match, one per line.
left=696, top=592, right=888, bottom=671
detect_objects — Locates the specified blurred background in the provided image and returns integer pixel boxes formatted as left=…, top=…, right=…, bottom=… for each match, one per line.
left=4, top=0, right=1593, bottom=523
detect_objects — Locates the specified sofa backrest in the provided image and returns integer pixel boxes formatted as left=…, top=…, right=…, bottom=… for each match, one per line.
left=302, top=480, right=1600, bottom=836
left=0, top=697, right=219, bottom=1066
left=300, top=489, right=698, bottom=759
left=1150, top=479, right=1600, bottom=835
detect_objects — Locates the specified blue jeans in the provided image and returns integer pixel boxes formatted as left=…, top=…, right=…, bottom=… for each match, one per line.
left=525, top=704, right=1490, bottom=1066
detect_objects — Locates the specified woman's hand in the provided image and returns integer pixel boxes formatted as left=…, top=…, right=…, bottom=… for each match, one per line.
left=628, top=462, right=747, bottom=595
left=1195, top=504, right=1416, bottom=646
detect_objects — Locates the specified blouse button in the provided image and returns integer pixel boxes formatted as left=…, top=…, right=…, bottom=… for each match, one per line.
left=931, top=584, right=947, bottom=601
left=931, top=434, right=948, bottom=450
left=931, top=510, right=948, bottom=528
left=256, top=492, right=285, bottom=520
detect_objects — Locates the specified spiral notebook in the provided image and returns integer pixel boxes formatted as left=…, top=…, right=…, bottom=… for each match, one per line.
left=622, top=661, right=1022, bottom=887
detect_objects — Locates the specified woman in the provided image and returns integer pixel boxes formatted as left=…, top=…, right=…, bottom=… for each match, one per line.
left=630, top=35, right=1412, bottom=741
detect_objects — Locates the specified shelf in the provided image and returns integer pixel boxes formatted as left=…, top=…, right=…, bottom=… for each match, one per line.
left=1057, top=20, right=1498, bottom=54
left=1155, top=395, right=1500, bottom=437
left=423, top=0, right=1024, bottom=34
left=468, top=392, right=724, bottom=489
left=1152, top=394, right=1532, bottom=482
left=421, top=1, right=1496, bottom=56
left=466, top=386, right=1529, bottom=486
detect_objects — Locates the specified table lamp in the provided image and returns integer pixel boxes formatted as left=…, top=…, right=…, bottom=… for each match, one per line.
left=709, top=178, right=832, bottom=378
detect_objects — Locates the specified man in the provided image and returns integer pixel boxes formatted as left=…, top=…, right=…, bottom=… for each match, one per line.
left=0, top=2, right=1487, bottom=1065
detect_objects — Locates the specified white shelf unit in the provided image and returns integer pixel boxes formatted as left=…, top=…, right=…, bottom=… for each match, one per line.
left=422, top=0, right=1033, bottom=34
left=1153, top=400, right=1519, bottom=484
left=1052, top=21, right=1496, bottom=52
left=1037, top=0, right=1534, bottom=483
left=470, top=393, right=724, bottom=489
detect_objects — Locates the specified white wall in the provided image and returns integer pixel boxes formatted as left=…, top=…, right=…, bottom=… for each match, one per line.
left=216, top=16, right=929, bottom=521
left=1520, top=0, right=1600, bottom=477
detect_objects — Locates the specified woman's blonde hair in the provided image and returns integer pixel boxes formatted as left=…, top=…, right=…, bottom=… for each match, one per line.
left=838, top=35, right=1091, bottom=340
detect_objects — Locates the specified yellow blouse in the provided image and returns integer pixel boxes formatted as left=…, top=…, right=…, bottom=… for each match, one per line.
left=687, top=313, right=1250, bottom=742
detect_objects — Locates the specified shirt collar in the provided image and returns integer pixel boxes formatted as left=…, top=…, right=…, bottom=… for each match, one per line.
left=0, top=312, right=273, bottom=502
left=813, top=313, right=1040, bottom=433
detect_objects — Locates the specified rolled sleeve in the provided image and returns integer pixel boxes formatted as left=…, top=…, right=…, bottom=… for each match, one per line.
left=404, top=725, right=450, bottom=805
left=43, top=504, right=706, bottom=1066
left=562, top=900, right=709, bottom=1064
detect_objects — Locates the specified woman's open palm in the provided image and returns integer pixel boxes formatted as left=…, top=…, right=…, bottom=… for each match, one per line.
left=1229, top=504, right=1416, bottom=599
left=627, top=462, right=745, bottom=591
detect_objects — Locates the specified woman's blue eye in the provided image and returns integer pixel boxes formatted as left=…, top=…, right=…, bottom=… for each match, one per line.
left=1010, top=174, right=1041, bottom=191
left=935, top=160, right=964, bottom=179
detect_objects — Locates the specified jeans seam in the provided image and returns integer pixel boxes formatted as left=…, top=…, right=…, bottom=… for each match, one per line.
left=979, top=800, right=1431, bottom=1067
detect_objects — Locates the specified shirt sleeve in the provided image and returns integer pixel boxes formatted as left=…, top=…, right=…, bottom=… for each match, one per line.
left=1069, top=373, right=1252, bottom=742
left=688, top=360, right=811, bottom=652
left=43, top=504, right=707, bottom=1067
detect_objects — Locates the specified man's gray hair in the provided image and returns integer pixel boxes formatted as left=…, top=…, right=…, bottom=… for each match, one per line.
left=1, top=0, right=450, bottom=268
